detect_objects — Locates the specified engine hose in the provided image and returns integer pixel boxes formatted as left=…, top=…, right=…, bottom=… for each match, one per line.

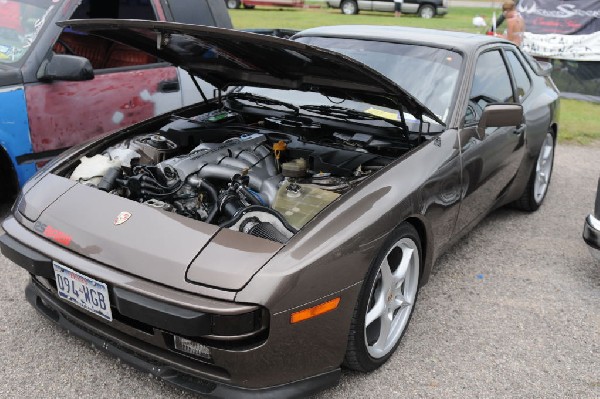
left=239, top=186, right=262, bottom=206
left=247, top=188, right=267, bottom=206
left=199, top=179, right=219, bottom=223
left=219, top=205, right=298, bottom=234
left=150, top=181, right=185, bottom=198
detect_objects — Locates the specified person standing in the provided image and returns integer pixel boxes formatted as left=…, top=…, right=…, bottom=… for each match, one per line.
left=394, top=0, right=403, bottom=17
left=499, top=0, right=525, bottom=46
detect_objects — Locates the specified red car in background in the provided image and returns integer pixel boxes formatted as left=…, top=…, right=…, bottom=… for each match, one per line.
left=225, top=0, right=304, bottom=10
left=0, top=0, right=232, bottom=199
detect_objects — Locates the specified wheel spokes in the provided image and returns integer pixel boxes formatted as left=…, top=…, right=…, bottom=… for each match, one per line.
left=372, top=312, right=393, bottom=354
left=379, top=257, right=393, bottom=293
left=365, top=289, right=386, bottom=328
left=392, top=294, right=411, bottom=311
left=393, top=246, right=413, bottom=282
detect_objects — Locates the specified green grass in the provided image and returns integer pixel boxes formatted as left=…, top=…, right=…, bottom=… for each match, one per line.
left=230, top=6, right=495, bottom=32
left=559, top=99, right=600, bottom=144
left=230, top=5, right=600, bottom=144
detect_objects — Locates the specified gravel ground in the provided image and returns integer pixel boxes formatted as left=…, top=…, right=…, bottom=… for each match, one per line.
left=0, top=143, right=598, bottom=398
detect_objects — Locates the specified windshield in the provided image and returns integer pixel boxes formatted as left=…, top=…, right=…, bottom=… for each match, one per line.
left=0, top=0, right=58, bottom=63
left=295, top=37, right=463, bottom=123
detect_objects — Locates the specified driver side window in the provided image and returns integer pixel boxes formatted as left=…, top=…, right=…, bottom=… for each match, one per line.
left=465, top=50, right=514, bottom=125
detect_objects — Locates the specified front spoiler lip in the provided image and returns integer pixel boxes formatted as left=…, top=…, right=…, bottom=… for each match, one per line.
left=25, top=279, right=341, bottom=398
left=583, top=214, right=600, bottom=260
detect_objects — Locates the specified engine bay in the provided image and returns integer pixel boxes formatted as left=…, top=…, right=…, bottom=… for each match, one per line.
left=66, top=108, right=413, bottom=243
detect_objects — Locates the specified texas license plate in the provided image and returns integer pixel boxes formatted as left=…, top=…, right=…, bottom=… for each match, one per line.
left=53, top=261, right=113, bottom=322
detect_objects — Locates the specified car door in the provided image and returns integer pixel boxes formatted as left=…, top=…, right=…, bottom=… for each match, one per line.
left=23, top=0, right=184, bottom=156
left=453, top=48, right=526, bottom=234
left=401, top=0, right=420, bottom=13
left=371, top=0, right=394, bottom=12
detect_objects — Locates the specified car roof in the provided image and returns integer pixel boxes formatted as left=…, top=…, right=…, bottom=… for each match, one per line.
left=295, top=25, right=511, bottom=53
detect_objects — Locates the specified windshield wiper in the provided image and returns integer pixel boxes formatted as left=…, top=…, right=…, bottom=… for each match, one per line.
left=300, top=105, right=405, bottom=128
left=226, top=92, right=299, bottom=114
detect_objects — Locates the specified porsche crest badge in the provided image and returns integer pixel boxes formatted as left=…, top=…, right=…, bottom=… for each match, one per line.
left=114, top=211, right=132, bottom=226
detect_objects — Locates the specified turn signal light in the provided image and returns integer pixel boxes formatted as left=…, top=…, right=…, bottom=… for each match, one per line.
left=290, top=297, right=340, bottom=324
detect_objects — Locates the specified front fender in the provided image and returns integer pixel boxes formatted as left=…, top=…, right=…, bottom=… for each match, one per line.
left=236, top=129, right=462, bottom=312
left=0, top=85, right=36, bottom=186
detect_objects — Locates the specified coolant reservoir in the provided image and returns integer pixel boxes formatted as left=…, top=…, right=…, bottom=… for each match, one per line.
left=272, top=181, right=340, bottom=230
left=70, top=154, right=120, bottom=186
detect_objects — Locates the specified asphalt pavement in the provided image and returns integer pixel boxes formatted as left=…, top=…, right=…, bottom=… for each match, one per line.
left=0, top=143, right=599, bottom=398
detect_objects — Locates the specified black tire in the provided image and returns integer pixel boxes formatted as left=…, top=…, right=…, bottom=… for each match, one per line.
left=344, top=223, right=421, bottom=372
left=513, top=130, right=555, bottom=212
left=418, top=4, right=435, bottom=18
left=225, top=0, right=241, bottom=9
left=242, top=3, right=255, bottom=8
left=340, top=0, right=358, bottom=15
left=0, top=150, right=17, bottom=202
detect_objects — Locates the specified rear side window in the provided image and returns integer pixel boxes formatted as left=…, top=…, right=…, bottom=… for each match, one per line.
left=506, top=51, right=532, bottom=101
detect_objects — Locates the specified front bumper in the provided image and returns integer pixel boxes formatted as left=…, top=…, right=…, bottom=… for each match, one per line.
left=23, top=279, right=339, bottom=398
left=583, top=214, right=600, bottom=260
left=0, top=216, right=351, bottom=397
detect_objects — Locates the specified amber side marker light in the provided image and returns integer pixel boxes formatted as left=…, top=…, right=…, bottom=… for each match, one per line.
left=290, top=297, right=340, bottom=324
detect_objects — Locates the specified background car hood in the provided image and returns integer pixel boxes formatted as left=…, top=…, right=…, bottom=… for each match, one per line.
left=57, top=19, right=442, bottom=124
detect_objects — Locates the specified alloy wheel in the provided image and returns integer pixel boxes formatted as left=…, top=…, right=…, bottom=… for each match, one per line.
left=364, top=237, right=420, bottom=359
left=533, top=132, right=554, bottom=204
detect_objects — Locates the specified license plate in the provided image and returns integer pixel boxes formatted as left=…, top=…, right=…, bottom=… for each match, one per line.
left=53, top=261, right=113, bottom=322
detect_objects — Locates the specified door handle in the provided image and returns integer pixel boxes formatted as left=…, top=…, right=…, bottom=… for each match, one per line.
left=514, top=124, right=526, bottom=135
left=157, top=79, right=180, bottom=93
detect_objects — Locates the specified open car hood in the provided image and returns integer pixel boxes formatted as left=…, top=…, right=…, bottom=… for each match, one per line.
left=57, top=19, right=443, bottom=125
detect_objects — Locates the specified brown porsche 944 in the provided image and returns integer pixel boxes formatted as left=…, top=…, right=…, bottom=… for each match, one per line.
left=0, top=22, right=559, bottom=397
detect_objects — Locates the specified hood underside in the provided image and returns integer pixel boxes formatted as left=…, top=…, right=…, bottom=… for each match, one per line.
left=57, top=19, right=441, bottom=124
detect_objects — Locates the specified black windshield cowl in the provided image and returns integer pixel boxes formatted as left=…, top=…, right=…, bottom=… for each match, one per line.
left=226, top=92, right=300, bottom=114
left=300, top=105, right=407, bottom=129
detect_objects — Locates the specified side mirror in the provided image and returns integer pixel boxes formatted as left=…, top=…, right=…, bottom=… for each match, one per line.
left=536, top=61, right=553, bottom=76
left=37, top=54, right=94, bottom=82
left=477, top=103, right=523, bottom=140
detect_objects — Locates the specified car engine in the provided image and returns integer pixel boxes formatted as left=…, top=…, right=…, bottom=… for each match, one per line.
left=67, top=109, right=402, bottom=243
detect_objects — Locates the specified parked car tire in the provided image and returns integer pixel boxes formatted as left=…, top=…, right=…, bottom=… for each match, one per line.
left=341, top=0, right=359, bottom=15
left=226, top=0, right=241, bottom=9
left=418, top=4, right=436, bottom=18
left=344, top=223, right=421, bottom=371
left=514, top=130, right=555, bottom=211
left=0, top=150, right=16, bottom=201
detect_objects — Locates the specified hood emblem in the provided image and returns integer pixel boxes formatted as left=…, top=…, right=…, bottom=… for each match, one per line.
left=114, top=211, right=132, bottom=226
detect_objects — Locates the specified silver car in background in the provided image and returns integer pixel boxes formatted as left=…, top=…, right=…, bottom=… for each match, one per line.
left=327, top=0, right=449, bottom=17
